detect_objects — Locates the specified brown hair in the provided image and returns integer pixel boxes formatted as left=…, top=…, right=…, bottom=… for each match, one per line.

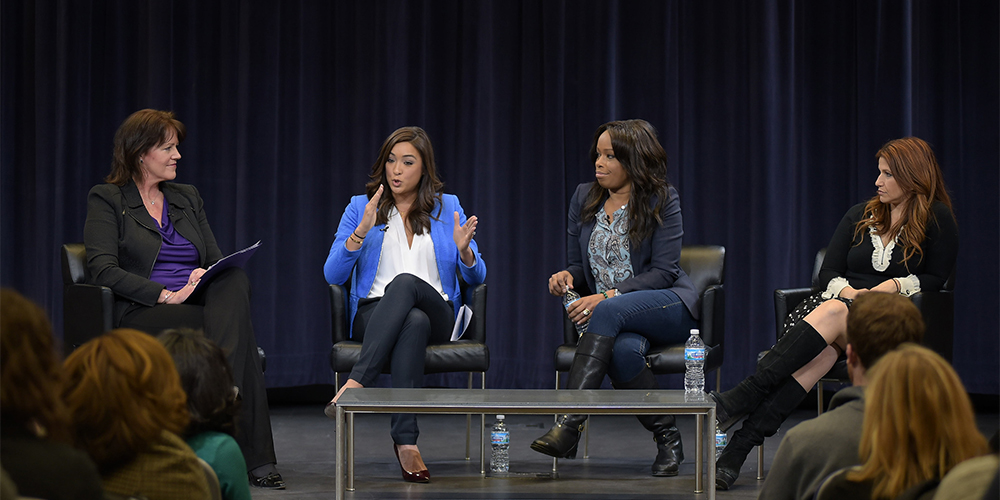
left=580, top=119, right=670, bottom=244
left=849, top=344, right=987, bottom=499
left=845, top=293, right=924, bottom=368
left=157, top=328, right=240, bottom=438
left=854, top=137, right=953, bottom=268
left=106, top=109, right=187, bottom=186
left=0, top=288, right=71, bottom=443
left=62, top=329, right=190, bottom=474
left=365, top=126, right=444, bottom=234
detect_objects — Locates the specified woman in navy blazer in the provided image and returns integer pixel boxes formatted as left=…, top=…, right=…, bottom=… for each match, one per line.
left=323, top=126, right=486, bottom=483
left=530, top=120, right=699, bottom=477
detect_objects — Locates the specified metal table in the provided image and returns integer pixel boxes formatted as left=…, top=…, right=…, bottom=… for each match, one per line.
left=333, top=388, right=716, bottom=500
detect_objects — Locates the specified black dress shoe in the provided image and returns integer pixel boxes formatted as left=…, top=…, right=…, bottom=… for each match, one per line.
left=249, top=471, right=286, bottom=489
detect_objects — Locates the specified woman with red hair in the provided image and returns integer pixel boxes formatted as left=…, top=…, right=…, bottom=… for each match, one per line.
left=711, top=137, right=959, bottom=489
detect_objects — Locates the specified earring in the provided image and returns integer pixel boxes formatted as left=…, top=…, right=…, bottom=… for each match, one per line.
left=139, top=159, right=144, bottom=163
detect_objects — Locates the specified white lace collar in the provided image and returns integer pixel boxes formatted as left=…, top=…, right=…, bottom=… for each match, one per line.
left=868, top=226, right=901, bottom=272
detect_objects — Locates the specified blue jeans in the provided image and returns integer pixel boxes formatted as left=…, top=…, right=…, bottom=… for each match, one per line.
left=586, top=289, right=698, bottom=383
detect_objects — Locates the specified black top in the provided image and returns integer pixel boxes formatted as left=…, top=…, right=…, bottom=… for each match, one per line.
left=0, top=425, right=104, bottom=500
left=818, top=201, right=958, bottom=291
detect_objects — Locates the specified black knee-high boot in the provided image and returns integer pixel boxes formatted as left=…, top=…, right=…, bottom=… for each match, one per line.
left=710, top=320, right=827, bottom=430
left=715, top=378, right=808, bottom=490
left=612, top=367, right=684, bottom=476
left=530, top=333, right=615, bottom=459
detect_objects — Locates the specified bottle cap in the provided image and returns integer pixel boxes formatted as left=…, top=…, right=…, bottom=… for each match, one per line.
left=497, top=414, right=505, bottom=420
left=690, top=329, right=700, bottom=336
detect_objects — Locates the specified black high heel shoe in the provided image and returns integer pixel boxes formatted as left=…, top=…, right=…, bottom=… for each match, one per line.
left=393, top=444, right=430, bottom=483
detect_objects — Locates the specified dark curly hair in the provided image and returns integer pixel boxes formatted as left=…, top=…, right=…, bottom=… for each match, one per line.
left=157, top=328, right=241, bottom=438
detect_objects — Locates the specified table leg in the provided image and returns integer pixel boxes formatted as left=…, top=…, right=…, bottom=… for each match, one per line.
left=335, top=406, right=344, bottom=500
left=347, top=412, right=355, bottom=491
left=708, top=407, right=716, bottom=500
left=695, top=413, right=704, bottom=493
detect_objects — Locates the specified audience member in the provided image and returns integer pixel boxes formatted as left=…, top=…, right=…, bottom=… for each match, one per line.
left=62, top=328, right=212, bottom=500
left=0, top=288, right=104, bottom=500
left=815, top=344, right=988, bottom=500
left=758, top=292, right=925, bottom=500
left=158, top=328, right=252, bottom=500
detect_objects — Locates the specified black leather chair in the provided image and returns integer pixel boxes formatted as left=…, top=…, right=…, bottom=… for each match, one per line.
left=60, top=243, right=267, bottom=370
left=552, top=245, right=726, bottom=460
left=329, top=278, right=488, bottom=463
left=756, top=247, right=956, bottom=480
left=774, top=247, right=955, bottom=413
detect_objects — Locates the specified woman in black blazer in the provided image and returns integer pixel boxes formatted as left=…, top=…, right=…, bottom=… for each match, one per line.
left=530, top=119, right=700, bottom=477
left=83, top=109, right=282, bottom=489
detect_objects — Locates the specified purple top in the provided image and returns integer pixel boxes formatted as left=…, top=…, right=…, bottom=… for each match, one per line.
left=149, top=202, right=199, bottom=291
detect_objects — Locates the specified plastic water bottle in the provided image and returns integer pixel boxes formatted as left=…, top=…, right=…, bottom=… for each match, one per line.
left=562, top=287, right=588, bottom=337
left=684, top=329, right=706, bottom=394
left=490, top=415, right=510, bottom=473
left=715, top=425, right=728, bottom=460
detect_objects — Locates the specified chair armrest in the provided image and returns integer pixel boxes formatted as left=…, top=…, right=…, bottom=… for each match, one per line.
left=461, top=283, right=488, bottom=343
left=329, top=284, right=350, bottom=343
left=774, top=287, right=818, bottom=340
left=699, top=284, right=725, bottom=348
left=62, top=283, right=114, bottom=354
left=909, top=290, right=954, bottom=362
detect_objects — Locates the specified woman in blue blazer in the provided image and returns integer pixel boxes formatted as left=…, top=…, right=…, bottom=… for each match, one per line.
left=323, top=126, right=486, bottom=483
left=530, top=120, right=699, bottom=477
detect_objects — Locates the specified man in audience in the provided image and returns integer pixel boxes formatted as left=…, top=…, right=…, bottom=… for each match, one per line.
left=757, top=292, right=925, bottom=500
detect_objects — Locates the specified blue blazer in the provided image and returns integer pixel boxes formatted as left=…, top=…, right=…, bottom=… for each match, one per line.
left=324, top=193, right=487, bottom=336
left=566, top=182, right=699, bottom=319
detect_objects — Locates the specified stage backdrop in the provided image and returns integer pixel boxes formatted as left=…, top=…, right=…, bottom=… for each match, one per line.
left=3, top=0, right=997, bottom=394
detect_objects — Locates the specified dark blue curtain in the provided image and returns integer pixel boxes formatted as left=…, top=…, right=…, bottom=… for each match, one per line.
left=3, top=0, right=997, bottom=394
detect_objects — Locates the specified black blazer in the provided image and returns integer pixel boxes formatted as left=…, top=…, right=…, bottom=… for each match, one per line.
left=565, top=182, right=700, bottom=319
left=84, top=180, right=223, bottom=325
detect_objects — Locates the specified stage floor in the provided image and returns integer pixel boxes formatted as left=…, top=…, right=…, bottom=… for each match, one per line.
left=252, top=402, right=998, bottom=500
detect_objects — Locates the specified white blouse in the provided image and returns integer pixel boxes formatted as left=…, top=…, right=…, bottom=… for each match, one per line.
left=368, top=208, right=446, bottom=300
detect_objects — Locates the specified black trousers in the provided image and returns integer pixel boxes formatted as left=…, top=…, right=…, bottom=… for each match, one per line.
left=120, top=268, right=276, bottom=471
left=350, top=273, right=455, bottom=445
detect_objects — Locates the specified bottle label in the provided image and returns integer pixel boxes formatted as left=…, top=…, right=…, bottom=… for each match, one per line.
left=491, top=431, right=510, bottom=445
left=685, top=347, right=706, bottom=362
left=564, top=297, right=578, bottom=309
left=715, top=433, right=728, bottom=448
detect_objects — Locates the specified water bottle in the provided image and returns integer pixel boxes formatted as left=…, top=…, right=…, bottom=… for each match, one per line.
left=715, top=425, right=728, bottom=460
left=562, top=287, right=588, bottom=337
left=490, top=415, right=510, bottom=473
left=684, top=329, right=706, bottom=394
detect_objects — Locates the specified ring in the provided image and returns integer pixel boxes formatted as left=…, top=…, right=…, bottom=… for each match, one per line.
left=582, top=309, right=591, bottom=316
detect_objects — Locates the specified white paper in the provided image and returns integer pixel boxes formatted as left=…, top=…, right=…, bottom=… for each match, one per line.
left=450, top=304, right=474, bottom=341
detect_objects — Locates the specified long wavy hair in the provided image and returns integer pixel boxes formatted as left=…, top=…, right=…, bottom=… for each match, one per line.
left=106, top=109, right=187, bottom=186
left=0, top=288, right=72, bottom=443
left=848, top=344, right=987, bottom=499
left=580, top=119, right=670, bottom=244
left=853, top=137, right=953, bottom=268
left=62, top=329, right=190, bottom=474
left=364, top=126, right=445, bottom=234
left=158, top=328, right=241, bottom=438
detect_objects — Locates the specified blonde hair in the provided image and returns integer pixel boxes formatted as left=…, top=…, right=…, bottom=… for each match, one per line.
left=62, top=329, right=190, bottom=473
left=849, top=344, right=987, bottom=499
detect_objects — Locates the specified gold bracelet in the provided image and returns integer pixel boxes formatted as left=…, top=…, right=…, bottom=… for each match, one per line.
left=349, top=234, right=363, bottom=245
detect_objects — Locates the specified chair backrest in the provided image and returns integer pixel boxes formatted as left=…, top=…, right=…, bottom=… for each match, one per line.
left=562, top=245, right=726, bottom=345
left=61, top=243, right=89, bottom=285
left=678, top=245, right=726, bottom=293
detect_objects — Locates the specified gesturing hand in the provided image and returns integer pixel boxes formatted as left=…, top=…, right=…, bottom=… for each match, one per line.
left=454, top=211, right=478, bottom=266
left=358, top=185, right=384, bottom=236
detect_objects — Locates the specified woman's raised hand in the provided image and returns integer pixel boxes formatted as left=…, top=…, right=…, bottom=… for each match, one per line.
left=548, top=270, right=573, bottom=296
left=454, top=212, right=477, bottom=266
left=357, top=185, right=384, bottom=237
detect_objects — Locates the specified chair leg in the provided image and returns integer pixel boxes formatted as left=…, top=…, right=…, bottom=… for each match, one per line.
left=817, top=382, right=824, bottom=415
left=466, top=372, right=472, bottom=460
left=756, top=444, right=765, bottom=480
left=716, top=367, right=722, bottom=393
